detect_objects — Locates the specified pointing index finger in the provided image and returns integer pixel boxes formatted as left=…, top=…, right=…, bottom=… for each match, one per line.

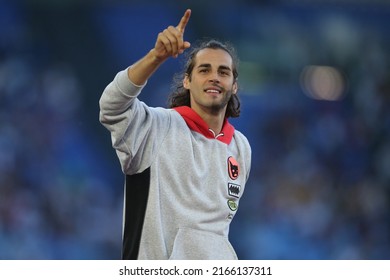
left=177, top=9, right=191, bottom=33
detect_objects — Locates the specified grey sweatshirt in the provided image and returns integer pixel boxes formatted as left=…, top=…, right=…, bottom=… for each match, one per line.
left=99, top=68, right=251, bottom=260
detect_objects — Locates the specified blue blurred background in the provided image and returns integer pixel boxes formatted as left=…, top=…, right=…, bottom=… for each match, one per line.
left=1, top=0, right=389, bottom=259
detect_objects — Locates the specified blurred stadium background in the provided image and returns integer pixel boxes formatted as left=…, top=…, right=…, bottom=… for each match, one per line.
left=0, top=0, right=389, bottom=259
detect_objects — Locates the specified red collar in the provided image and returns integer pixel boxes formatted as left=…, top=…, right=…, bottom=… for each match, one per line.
left=173, top=106, right=235, bottom=145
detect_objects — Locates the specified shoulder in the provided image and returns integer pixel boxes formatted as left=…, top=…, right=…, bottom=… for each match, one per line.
left=233, top=129, right=251, bottom=150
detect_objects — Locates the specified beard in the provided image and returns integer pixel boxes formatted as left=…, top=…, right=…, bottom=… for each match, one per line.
left=189, top=84, right=236, bottom=117
left=208, top=88, right=234, bottom=115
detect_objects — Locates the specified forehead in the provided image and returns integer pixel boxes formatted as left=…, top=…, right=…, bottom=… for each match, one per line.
left=194, top=48, right=233, bottom=68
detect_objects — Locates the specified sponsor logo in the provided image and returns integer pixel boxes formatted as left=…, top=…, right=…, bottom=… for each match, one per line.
left=227, top=156, right=239, bottom=180
left=228, top=183, right=241, bottom=198
left=227, top=199, right=238, bottom=211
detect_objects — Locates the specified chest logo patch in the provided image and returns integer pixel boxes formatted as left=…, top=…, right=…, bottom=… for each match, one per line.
left=227, top=199, right=238, bottom=211
left=228, top=183, right=241, bottom=198
left=228, top=156, right=240, bottom=180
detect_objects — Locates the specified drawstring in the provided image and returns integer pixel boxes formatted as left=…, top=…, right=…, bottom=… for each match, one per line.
left=208, top=128, right=224, bottom=139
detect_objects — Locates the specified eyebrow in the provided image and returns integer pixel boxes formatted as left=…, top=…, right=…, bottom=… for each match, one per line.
left=197, top=63, right=232, bottom=72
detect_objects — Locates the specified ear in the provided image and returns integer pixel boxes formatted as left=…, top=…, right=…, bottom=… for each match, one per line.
left=232, top=80, right=238, bottom=94
left=183, top=74, right=190, bottom=90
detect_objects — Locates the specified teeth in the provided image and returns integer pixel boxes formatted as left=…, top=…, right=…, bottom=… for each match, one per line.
left=206, top=89, right=220, bottom=93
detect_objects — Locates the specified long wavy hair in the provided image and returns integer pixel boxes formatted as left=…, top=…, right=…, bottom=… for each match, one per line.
left=168, top=39, right=241, bottom=118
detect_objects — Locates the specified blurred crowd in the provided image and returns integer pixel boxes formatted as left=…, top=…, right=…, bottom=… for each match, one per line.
left=229, top=2, right=390, bottom=259
left=0, top=1, right=122, bottom=259
left=0, top=0, right=389, bottom=259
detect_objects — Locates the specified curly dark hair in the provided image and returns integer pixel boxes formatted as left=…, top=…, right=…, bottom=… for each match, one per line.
left=168, top=39, right=241, bottom=118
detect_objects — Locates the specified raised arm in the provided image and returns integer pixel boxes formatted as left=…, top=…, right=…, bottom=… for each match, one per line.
left=127, top=9, right=191, bottom=86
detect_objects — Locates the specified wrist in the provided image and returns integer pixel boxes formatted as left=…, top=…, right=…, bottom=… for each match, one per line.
left=148, top=49, right=168, bottom=65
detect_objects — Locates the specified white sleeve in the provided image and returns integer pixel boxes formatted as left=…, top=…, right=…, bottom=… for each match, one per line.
left=99, top=68, right=171, bottom=174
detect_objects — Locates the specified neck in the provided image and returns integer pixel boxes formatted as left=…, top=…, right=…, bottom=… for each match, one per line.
left=193, top=107, right=226, bottom=134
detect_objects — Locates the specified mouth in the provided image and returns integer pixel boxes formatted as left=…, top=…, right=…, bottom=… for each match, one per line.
left=204, top=87, right=222, bottom=95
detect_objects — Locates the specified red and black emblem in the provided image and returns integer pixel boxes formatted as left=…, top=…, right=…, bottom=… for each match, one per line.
left=227, top=156, right=239, bottom=180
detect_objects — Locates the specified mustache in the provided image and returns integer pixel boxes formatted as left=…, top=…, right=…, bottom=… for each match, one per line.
left=209, top=82, right=225, bottom=92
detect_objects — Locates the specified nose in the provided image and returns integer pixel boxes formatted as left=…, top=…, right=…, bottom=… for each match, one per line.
left=209, top=78, right=220, bottom=84
left=208, top=69, right=219, bottom=83
left=208, top=72, right=220, bottom=83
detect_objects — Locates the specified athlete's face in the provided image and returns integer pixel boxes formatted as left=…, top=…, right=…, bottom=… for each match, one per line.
left=183, top=48, right=237, bottom=116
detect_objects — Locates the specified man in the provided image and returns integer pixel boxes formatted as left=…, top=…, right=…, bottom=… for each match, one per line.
left=99, top=9, right=251, bottom=260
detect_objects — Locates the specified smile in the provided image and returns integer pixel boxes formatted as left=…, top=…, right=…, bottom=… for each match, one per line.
left=204, top=87, right=222, bottom=94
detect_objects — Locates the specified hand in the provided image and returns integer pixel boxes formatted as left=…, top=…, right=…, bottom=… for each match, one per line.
left=153, top=9, right=191, bottom=61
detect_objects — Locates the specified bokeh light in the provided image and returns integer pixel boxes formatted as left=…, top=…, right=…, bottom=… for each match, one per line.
left=300, top=65, right=346, bottom=101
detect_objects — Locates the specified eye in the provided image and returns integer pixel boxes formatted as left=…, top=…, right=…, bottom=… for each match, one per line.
left=219, top=70, right=230, bottom=76
left=199, top=68, right=209, bottom=73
